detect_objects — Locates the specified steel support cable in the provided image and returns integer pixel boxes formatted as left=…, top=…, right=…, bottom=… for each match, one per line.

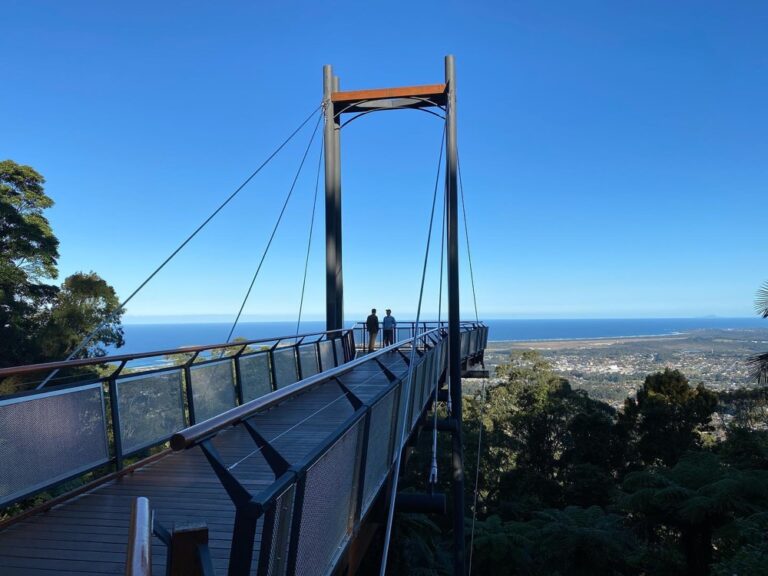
left=36, top=105, right=322, bottom=389
left=226, top=112, right=324, bottom=343
left=429, top=187, right=448, bottom=486
left=380, top=122, right=446, bottom=576
left=468, top=377, right=487, bottom=576
left=458, top=154, right=479, bottom=323
left=296, top=142, right=324, bottom=336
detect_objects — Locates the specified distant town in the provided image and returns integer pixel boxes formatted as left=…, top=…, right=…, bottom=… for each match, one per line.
left=483, top=328, right=768, bottom=406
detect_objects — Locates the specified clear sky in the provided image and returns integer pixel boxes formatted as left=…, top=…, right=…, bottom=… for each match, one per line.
left=2, top=1, right=766, bottom=322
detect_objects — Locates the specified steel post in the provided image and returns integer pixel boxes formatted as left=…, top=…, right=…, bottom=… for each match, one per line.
left=445, top=54, right=465, bottom=576
left=324, top=66, right=344, bottom=331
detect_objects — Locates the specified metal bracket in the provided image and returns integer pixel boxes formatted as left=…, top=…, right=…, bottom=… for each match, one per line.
left=242, top=418, right=291, bottom=477
left=334, top=377, right=363, bottom=410
left=199, top=440, right=253, bottom=508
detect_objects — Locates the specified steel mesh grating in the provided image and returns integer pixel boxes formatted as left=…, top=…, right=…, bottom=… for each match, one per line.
left=189, top=360, right=237, bottom=423
left=0, top=384, right=109, bottom=506
left=266, top=483, right=296, bottom=576
left=362, top=388, right=396, bottom=513
left=298, top=345, right=319, bottom=379
left=273, top=347, right=298, bottom=389
left=239, top=352, right=273, bottom=402
left=294, top=419, right=363, bottom=576
left=116, top=369, right=185, bottom=455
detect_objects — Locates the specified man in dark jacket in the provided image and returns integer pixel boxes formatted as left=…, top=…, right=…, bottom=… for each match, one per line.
left=366, top=309, right=379, bottom=353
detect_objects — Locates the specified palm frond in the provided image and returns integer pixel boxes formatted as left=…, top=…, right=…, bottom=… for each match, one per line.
left=755, top=281, right=768, bottom=318
left=747, top=352, right=768, bottom=385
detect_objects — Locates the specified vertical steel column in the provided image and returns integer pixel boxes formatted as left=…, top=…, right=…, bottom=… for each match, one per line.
left=445, top=54, right=465, bottom=576
left=324, top=65, right=344, bottom=331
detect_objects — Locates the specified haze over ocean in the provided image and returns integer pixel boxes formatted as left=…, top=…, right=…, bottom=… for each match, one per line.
left=114, top=317, right=768, bottom=354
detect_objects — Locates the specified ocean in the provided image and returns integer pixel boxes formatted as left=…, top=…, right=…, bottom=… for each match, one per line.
left=113, top=317, right=768, bottom=355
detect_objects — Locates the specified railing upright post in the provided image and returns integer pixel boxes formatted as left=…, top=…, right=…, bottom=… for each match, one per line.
left=184, top=364, right=197, bottom=425
left=107, top=376, right=124, bottom=471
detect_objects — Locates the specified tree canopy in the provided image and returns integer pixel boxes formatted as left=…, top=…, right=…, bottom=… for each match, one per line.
left=0, top=160, right=123, bottom=378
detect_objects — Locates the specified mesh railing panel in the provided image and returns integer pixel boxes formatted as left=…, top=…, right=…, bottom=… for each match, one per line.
left=239, top=352, right=273, bottom=403
left=0, top=384, right=109, bottom=506
left=461, top=331, right=470, bottom=359
left=265, top=483, right=296, bottom=576
left=318, top=340, right=335, bottom=371
left=273, top=347, right=299, bottom=389
left=470, top=330, right=478, bottom=354
left=294, top=418, right=363, bottom=576
left=334, top=338, right=345, bottom=365
left=411, top=362, right=426, bottom=428
left=393, top=380, right=407, bottom=458
left=362, top=388, right=397, bottom=513
left=299, top=345, right=319, bottom=380
left=116, top=370, right=185, bottom=455
left=189, top=360, right=237, bottom=423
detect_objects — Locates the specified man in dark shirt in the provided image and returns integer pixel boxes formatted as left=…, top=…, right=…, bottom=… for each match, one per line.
left=366, top=308, right=379, bottom=353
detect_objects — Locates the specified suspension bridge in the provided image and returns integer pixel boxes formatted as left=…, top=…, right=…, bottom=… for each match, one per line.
left=0, top=56, right=488, bottom=576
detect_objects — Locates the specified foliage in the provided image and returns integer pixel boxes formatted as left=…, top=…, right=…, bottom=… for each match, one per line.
left=0, top=160, right=123, bottom=380
left=618, top=368, right=717, bottom=468
left=748, top=281, right=768, bottom=383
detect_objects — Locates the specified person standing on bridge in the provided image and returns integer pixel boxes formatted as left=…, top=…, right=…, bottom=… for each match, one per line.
left=382, top=309, right=396, bottom=347
left=366, top=308, right=379, bottom=353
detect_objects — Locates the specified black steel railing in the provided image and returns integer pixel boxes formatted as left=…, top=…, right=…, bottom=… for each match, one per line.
left=352, top=320, right=483, bottom=353
left=167, top=322, right=489, bottom=575
left=0, top=328, right=355, bottom=511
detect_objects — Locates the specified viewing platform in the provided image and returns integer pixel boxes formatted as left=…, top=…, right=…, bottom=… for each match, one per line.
left=0, top=322, right=487, bottom=575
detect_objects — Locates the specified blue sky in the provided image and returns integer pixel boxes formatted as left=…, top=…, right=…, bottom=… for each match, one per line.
left=2, top=1, right=766, bottom=322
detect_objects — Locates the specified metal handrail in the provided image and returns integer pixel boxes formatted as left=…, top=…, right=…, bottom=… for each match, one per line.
left=0, top=327, right=352, bottom=378
left=170, top=328, right=440, bottom=451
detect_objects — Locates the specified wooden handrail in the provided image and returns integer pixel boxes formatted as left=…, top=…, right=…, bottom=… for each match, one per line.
left=125, top=497, right=152, bottom=576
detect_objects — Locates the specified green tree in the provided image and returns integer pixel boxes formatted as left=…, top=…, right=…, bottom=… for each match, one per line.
left=0, top=160, right=123, bottom=373
left=748, top=281, right=768, bottom=383
left=619, top=368, right=716, bottom=467
left=0, top=160, right=59, bottom=366
left=622, top=452, right=768, bottom=576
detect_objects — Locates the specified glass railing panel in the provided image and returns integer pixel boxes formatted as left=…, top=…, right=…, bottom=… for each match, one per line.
left=318, top=340, right=335, bottom=371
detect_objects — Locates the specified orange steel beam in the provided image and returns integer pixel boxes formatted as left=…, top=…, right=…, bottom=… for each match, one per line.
left=331, top=83, right=446, bottom=105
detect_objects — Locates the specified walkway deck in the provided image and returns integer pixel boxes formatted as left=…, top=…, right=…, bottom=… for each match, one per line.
left=0, top=350, right=411, bottom=575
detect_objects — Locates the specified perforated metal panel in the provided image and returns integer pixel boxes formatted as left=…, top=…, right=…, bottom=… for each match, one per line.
left=273, top=347, right=298, bottom=389
left=318, top=340, right=335, bottom=371
left=362, top=388, right=397, bottom=512
left=265, top=483, right=296, bottom=576
left=189, top=360, right=237, bottom=423
left=116, top=369, right=185, bottom=455
left=334, top=338, right=345, bottom=365
left=0, top=384, right=109, bottom=506
left=239, top=352, right=272, bottom=402
left=462, top=331, right=470, bottom=359
left=294, top=419, right=363, bottom=576
left=411, top=362, right=425, bottom=428
left=298, top=345, right=319, bottom=379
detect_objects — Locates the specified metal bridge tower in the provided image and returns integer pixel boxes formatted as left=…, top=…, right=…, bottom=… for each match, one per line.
left=322, top=56, right=465, bottom=575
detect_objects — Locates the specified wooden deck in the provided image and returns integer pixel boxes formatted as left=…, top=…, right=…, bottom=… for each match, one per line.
left=0, top=350, right=411, bottom=575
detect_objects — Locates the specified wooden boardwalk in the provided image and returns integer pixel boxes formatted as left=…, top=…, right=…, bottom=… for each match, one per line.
left=0, top=350, right=411, bottom=575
